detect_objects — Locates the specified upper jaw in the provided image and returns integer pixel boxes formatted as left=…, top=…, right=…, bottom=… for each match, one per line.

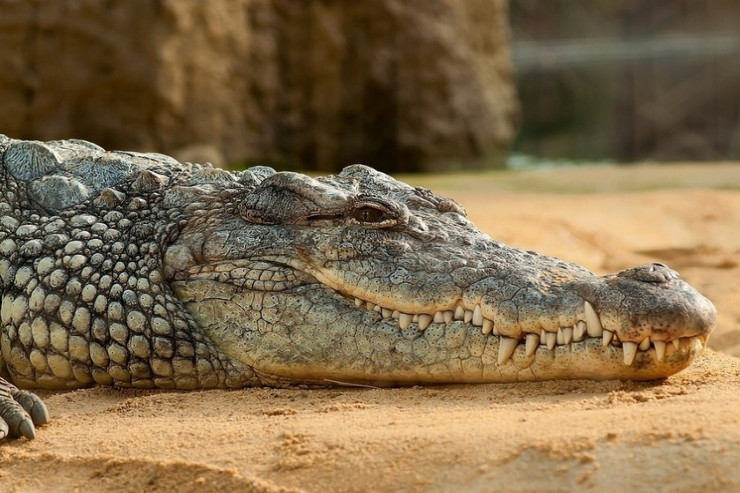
left=324, top=262, right=716, bottom=368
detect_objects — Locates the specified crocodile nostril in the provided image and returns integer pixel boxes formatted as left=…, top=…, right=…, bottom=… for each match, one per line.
left=617, top=263, right=679, bottom=283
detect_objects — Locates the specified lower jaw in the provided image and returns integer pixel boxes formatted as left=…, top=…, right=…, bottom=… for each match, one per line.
left=469, top=334, right=706, bottom=383
left=251, top=335, right=706, bottom=387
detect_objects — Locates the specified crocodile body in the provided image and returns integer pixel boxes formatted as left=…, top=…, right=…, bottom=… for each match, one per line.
left=0, top=136, right=716, bottom=440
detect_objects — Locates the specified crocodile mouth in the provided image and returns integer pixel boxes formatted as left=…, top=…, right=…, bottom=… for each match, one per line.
left=344, top=292, right=708, bottom=368
left=172, top=259, right=709, bottom=374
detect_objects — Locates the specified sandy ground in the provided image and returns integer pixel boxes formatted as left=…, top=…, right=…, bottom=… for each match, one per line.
left=2, top=163, right=740, bottom=492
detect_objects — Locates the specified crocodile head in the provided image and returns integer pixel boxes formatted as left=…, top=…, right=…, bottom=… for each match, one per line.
left=166, top=165, right=716, bottom=385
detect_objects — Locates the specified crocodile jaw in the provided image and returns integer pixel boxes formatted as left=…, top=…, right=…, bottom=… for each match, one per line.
left=172, top=268, right=714, bottom=385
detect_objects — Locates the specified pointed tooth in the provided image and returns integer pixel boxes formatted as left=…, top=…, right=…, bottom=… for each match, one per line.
left=540, top=330, right=547, bottom=345
left=381, top=308, right=392, bottom=318
left=418, top=314, right=432, bottom=330
left=454, top=306, right=465, bottom=320
left=557, top=327, right=565, bottom=345
left=672, top=339, right=680, bottom=350
left=546, top=331, right=556, bottom=350
left=584, top=301, right=603, bottom=337
left=492, top=325, right=500, bottom=336
left=653, top=341, right=666, bottom=361
left=367, top=301, right=376, bottom=311
left=472, top=305, right=483, bottom=326
left=399, top=313, right=413, bottom=329
left=525, top=333, right=539, bottom=356
left=443, top=310, right=454, bottom=324
left=562, top=327, right=573, bottom=345
left=602, top=330, right=614, bottom=346
left=481, top=318, right=494, bottom=335
left=464, top=310, right=473, bottom=324
left=412, top=314, right=419, bottom=323
left=373, top=304, right=382, bottom=313
left=392, top=310, right=400, bottom=319
left=497, top=337, right=518, bottom=365
left=573, top=321, right=586, bottom=341
left=639, top=337, right=650, bottom=351
left=690, top=337, right=703, bottom=352
left=355, top=298, right=364, bottom=308
left=622, top=342, right=638, bottom=366
left=433, top=311, right=445, bottom=324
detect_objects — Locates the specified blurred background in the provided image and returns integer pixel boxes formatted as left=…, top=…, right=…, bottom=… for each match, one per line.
left=0, top=0, right=738, bottom=171
left=511, top=0, right=740, bottom=165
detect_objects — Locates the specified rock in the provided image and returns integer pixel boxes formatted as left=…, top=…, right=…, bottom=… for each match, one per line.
left=0, top=0, right=517, bottom=172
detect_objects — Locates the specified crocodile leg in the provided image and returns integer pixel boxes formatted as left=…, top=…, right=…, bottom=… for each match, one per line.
left=0, top=376, right=49, bottom=440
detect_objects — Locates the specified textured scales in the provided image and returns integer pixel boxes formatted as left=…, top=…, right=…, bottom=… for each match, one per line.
left=0, top=136, right=716, bottom=440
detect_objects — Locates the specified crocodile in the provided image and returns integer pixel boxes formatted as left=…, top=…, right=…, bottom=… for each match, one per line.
left=0, top=136, right=716, bottom=441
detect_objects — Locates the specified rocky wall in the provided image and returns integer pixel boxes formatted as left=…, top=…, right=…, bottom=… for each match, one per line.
left=0, top=0, right=517, bottom=171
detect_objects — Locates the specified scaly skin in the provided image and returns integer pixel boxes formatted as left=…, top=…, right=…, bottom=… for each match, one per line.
left=0, top=136, right=716, bottom=440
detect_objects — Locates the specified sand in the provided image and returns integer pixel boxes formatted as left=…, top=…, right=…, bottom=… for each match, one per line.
left=2, top=163, right=739, bottom=492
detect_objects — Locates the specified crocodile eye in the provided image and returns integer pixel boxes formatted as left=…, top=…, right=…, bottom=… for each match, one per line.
left=352, top=205, right=387, bottom=224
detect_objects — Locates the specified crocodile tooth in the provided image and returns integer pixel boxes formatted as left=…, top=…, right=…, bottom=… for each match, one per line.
left=443, top=311, right=454, bottom=324
left=399, top=313, right=413, bottom=329
left=418, top=314, right=432, bottom=330
left=602, top=330, right=614, bottom=346
left=623, top=342, right=638, bottom=366
left=546, top=331, right=556, bottom=350
left=382, top=308, right=393, bottom=318
left=672, top=339, right=680, bottom=350
left=573, top=321, right=586, bottom=341
left=498, top=337, right=518, bottom=365
left=454, top=306, right=465, bottom=320
left=481, top=318, right=494, bottom=335
left=355, top=298, right=364, bottom=308
left=392, top=310, right=400, bottom=319
left=367, top=301, right=376, bottom=311
left=653, top=341, right=666, bottom=361
left=373, top=304, right=382, bottom=313
left=690, top=337, right=703, bottom=352
left=472, top=305, right=483, bottom=326
left=556, top=327, right=565, bottom=345
left=540, top=330, right=547, bottom=344
left=584, top=301, right=603, bottom=337
left=562, top=327, right=573, bottom=345
left=433, top=311, right=445, bottom=324
left=464, top=310, right=473, bottom=324
left=412, top=314, right=419, bottom=323
left=639, top=337, right=651, bottom=351
left=492, top=325, right=500, bottom=336
left=525, top=333, right=539, bottom=356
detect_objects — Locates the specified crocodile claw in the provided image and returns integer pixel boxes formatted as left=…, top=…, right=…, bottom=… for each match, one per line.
left=0, top=377, right=49, bottom=441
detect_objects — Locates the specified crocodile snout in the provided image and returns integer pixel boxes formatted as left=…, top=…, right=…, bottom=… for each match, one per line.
left=595, top=263, right=717, bottom=348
